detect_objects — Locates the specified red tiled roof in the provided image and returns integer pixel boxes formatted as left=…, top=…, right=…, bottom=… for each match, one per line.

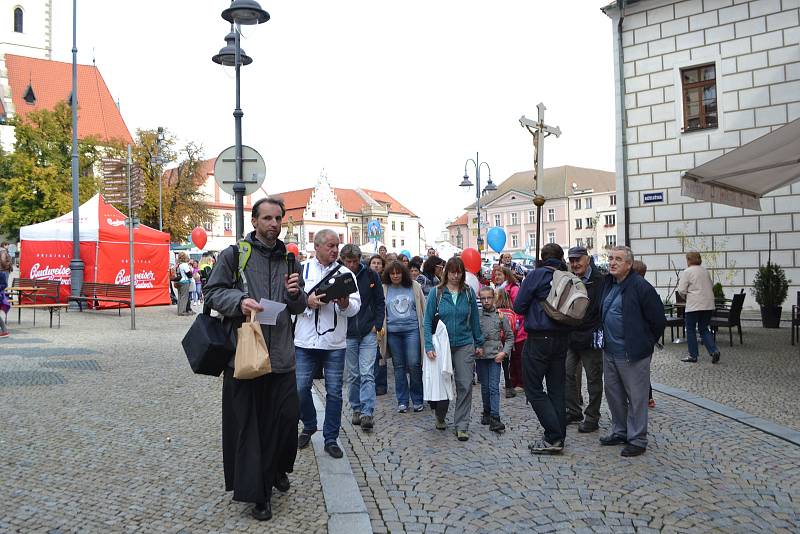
left=332, top=188, right=366, bottom=213
left=5, top=54, right=132, bottom=144
left=360, top=189, right=417, bottom=217
left=448, top=213, right=468, bottom=227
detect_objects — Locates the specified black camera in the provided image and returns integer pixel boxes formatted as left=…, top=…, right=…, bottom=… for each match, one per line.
left=316, top=271, right=357, bottom=303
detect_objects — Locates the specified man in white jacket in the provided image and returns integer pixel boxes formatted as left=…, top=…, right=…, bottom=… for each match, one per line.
left=295, top=230, right=361, bottom=459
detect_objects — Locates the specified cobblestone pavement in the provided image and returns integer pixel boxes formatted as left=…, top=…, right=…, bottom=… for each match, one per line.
left=340, top=363, right=800, bottom=533
left=0, top=305, right=327, bottom=533
left=652, top=323, right=800, bottom=431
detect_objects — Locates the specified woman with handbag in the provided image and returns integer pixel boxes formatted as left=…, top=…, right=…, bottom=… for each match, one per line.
left=175, top=252, right=193, bottom=316
left=423, top=257, right=484, bottom=441
left=379, top=260, right=426, bottom=413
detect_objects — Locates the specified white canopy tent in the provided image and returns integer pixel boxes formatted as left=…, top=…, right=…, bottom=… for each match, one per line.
left=680, top=118, right=800, bottom=210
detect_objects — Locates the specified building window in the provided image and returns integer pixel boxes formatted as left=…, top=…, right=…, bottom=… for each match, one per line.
left=511, top=234, right=519, bottom=248
left=23, top=84, right=35, bottom=104
left=223, top=213, right=232, bottom=232
left=308, top=231, right=315, bottom=242
left=547, top=208, right=555, bottom=223
left=586, top=217, right=594, bottom=229
left=574, top=199, right=581, bottom=210
left=606, top=234, right=617, bottom=248
left=510, top=212, right=518, bottom=225
left=494, top=214, right=501, bottom=227
left=392, top=239, right=396, bottom=248
left=527, top=233, right=536, bottom=246
left=401, top=239, right=405, bottom=246
left=575, top=219, right=582, bottom=230
left=401, top=221, right=405, bottom=231
left=576, top=238, right=584, bottom=247
left=605, top=214, right=616, bottom=227
left=311, top=211, right=316, bottom=218
left=587, top=237, right=594, bottom=250
left=585, top=197, right=592, bottom=209
left=203, top=221, right=213, bottom=232
left=392, top=221, right=396, bottom=230
left=13, top=7, right=22, bottom=33
left=610, top=194, right=616, bottom=206
left=528, top=211, right=535, bottom=224
left=680, top=63, right=717, bottom=131
left=547, top=231, right=556, bottom=244
left=334, top=213, right=339, bottom=219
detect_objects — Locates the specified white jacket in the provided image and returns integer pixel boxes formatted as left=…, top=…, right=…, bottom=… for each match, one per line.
left=423, top=320, right=454, bottom=402
left=294, top=257, right=361, bottom=350
left=677, top=265, right=715, bottom=312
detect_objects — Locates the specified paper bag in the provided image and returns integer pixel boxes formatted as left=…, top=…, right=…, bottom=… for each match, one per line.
left=234, top=310, right=272, bottom=379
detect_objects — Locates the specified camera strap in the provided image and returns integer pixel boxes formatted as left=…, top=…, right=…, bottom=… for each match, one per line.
left=307, top=262, right=343, bottom=336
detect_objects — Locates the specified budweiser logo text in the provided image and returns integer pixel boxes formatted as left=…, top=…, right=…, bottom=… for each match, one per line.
left=114, top=269, right=156, bottom=289
left=30, top=263, right=71, bottom=281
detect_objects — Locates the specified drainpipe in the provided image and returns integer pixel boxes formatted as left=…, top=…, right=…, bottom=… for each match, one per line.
left=615, top=0, right=631, bottom=246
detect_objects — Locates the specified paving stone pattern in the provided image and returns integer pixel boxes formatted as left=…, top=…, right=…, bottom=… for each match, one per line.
left=652, top=325, right=800, bottom=431
left=0, top=306, right=328, bottom=533
left=340, top=363, right=800, bottom=533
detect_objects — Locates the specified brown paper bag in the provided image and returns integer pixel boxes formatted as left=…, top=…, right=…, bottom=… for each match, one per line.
left=233, top=310, right=272, bottom=379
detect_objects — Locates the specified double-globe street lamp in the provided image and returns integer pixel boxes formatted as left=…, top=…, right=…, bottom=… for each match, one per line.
left=460, top=153, right=497, bottom=255
left=212, top=0, right=269, bottom=241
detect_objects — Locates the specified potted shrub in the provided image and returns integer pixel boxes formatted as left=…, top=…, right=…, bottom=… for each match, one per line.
left=751, top=262, right=790, bottom=328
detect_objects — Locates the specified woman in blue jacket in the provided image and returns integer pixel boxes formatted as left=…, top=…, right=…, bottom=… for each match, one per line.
left=423, top=257, right=484, bottom=441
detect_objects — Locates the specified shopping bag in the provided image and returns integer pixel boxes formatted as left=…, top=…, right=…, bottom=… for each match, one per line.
left=233, top=310, right=272, bottom=379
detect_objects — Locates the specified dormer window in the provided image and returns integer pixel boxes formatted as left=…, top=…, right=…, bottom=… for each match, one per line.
left=13, top=7, right=22, bottom=33
left=23, top=84, right=35, bottom=104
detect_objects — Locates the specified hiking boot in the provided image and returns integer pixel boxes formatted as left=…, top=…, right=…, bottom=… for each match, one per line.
left=456, top=430, right=469, bottom=442
left=435, top=418, right=446, bottom=430
left=351, top=411, right=361, bottom=425
left=711, top=351, right=721, bottom=364
left=505, top=388, right=516, bottom=398
left=489, top=417, right=505, bottom=433
left=621, top=444, right=646, bottom=457
left=480, top=412, right=490, bottom=425
left=528, top=439, right=563, bottom=455
left=360, top=415, right=374, bottom=431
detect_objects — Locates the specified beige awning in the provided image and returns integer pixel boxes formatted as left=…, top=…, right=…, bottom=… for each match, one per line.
left=680, top=118, right=800, bottom=211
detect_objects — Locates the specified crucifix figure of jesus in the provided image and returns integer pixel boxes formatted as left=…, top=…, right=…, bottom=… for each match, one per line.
left=519, top=103, right=562, bottom=262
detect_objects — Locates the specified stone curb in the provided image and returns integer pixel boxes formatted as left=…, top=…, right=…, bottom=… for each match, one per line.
left=652, top=382, right=800, bottom=446
left=310, top=386, right=373, bottom=534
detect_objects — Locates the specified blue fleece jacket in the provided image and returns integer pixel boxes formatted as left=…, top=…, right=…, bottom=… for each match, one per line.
left=513, top=258, right=571, bottom=334
left=599, top=271, right=666, bottom=361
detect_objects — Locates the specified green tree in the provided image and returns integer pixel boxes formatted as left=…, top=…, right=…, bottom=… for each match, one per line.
left=0, top=101, right=110, bottom=238
left=132, top=129, right=212, bottom=242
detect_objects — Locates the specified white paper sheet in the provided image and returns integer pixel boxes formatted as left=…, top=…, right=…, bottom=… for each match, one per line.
left=255, top=298, right=287, bottom=325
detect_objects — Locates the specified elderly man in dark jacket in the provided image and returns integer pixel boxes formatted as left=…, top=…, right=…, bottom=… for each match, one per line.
left=514, top=243, right=572, bottom=455
left=341, top=244, right=385, bottom=432
left=599, top=245, right=665, bottom=457
left=204, top=197, right=308, bottom=521
left=565, top=246, right=606, bottom=433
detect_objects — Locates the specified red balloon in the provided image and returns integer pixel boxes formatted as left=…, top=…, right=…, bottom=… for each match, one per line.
left=461, top=248, right=481, bottom=274
left=286, top=243, right=300, bottom=256
left=191, top=226, right=207, bottom=249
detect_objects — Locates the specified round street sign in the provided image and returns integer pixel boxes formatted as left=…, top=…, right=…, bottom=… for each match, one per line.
left=214, top=145, right=266, bottom=196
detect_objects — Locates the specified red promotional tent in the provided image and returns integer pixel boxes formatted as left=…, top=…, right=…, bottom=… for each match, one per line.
left=19, top=194, right=171, bottom=307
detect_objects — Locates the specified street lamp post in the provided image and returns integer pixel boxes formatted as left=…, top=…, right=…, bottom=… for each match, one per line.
left=212, top=0, right=269, bottom=241
left=460, top=152, right=497, bottom=255
left=152, top=126, right=165, bottom=232
left=68, top=0, right=83, bottom=310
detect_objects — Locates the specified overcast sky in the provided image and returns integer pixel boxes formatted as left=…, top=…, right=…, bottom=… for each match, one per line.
left=51, top=1, right=616, bottom=240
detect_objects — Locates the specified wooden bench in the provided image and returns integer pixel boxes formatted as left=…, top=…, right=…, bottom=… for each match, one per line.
left=11, top=278, right=68, bottom=328
left=69, top=282, right=131, bottom=315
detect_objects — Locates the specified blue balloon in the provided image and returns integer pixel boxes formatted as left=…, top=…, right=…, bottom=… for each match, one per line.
left=487, top=227, right=506, bottom=253
left=400, top=249, right=412, bottom=259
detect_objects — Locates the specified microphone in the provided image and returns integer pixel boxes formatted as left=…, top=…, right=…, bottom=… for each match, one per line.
left=286, top=252, right=296, bottom=275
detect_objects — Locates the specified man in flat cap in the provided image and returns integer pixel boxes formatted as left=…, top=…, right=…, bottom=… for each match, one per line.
left=565, top=246, right=606, bottom=433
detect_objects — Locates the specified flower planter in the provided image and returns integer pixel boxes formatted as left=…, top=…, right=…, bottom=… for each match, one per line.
left=760, top=305, right=782, bottom=328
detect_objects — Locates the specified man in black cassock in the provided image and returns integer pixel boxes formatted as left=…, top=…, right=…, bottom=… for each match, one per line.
left=204, top=197, right=307, bottom=521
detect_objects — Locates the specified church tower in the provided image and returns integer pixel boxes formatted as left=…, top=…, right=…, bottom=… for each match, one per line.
left=0, top=1, right=52, bottom=60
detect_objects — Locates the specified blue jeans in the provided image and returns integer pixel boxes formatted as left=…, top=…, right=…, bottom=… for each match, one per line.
left=345, top=333, right=378, bottom=416
left=685, top=310, right=719, bottom=359
left=375, top=348, right=387, bottom=391
left=476, top=359, right=501, bottom=418
left=387, top=328, right=423, bottom=408
left=295, top=347, right=346, bottom=444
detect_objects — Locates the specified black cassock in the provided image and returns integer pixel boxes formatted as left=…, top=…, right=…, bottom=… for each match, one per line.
left=222, top=367, right=299, bottom=504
